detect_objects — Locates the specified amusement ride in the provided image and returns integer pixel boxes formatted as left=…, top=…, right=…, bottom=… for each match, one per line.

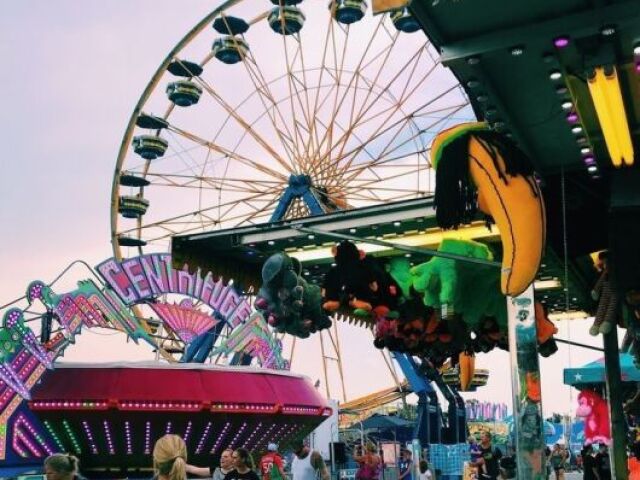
left=3, top=1, right=640, bottom=479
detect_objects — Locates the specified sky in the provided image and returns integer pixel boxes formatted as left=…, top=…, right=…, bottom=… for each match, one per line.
left=0, top=1, right=607, bottom=418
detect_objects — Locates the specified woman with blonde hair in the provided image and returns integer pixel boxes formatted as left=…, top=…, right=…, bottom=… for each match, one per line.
left=44, top=453, right=83, bottom=480
left=354, top=443, right=381, bottom=480
left=153, top=434, right=188, bottom=480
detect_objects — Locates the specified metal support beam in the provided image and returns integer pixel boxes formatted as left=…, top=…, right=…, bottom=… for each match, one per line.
left=554, top=337, right=604, bottom=352
left=439, top=0, right=640, bottom=65
left=603, top=327, right=628, bottom=480
left=291, top=225, right=501, bottom=267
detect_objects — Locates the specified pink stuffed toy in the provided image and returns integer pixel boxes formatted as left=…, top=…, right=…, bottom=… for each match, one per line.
left=576, top=390, right=611, bottom=445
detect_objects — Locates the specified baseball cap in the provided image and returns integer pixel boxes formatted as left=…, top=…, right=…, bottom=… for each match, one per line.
left=268, top=443, right=278, bottom=452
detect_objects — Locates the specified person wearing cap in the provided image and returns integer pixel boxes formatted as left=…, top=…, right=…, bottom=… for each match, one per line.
left=260, top=443, right=285, bottom=480
left=291, top=441, right=329, bottom=480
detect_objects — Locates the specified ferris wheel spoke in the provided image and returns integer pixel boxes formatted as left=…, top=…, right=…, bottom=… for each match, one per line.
left=334, top=33, right=401, bottom=164
left=238, top=43, right=303, bottom=172
left=344, top=166, right=428, bottom=193
left=309, top=115, right=378, bottom=183
left=339, top=102, right=467, bottom=184
left=318, top=15, right=387, bottom=168
left=300, top=14, right=333, bottom=165
left=140, top=172, right=283, bottom=191
left=322, top=19, right=352, bottom=169
left=166, top=123, right=289, bottom=182
left=164, top=130, right=218, bottom=179
left=333, top=46, right=429, bottom=165
left=327, top=45, right=429, bottom=174
left=341, top=190, right=385, bottom=202
left=329, top=83, right=462, bottom=182
left=344, top=183, right=429, bottom=194
left=279, top=29, right=310, bottom=170
left=190, top=73, right=292, bottom=171
left=321, top=22, right=398, bottom=166
left=365, top=105, right=467, bottom=166
left=119, top=186, right=283, bottom=238
left=235, top=193, right=282, bottom=226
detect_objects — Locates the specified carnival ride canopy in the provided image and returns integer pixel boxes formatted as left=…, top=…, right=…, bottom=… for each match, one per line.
left=563, top=353, right=640, bottom=387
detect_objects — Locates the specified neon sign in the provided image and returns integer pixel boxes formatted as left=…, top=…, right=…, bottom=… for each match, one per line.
left=0, top=252, right=289, bottom=463
left=96, top=254, right=252, bottom=328
left=213, top=312, right=289, bottom=370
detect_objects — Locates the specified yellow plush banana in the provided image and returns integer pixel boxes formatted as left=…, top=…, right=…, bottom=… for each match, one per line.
left=431, top=122, right=546, bottom=296
left=458, top=352, right=475, bottom=392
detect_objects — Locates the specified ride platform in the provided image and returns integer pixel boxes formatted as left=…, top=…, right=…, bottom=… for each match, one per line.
left=28, top=362, right=331, bottom=477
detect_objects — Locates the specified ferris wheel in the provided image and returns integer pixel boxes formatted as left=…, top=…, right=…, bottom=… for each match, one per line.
left=110, top=0, right=473, bottom=402
left=111, top=0, right=471, bottom=255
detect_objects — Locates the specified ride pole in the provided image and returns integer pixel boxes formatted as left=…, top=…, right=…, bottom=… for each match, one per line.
left=507, top=285, right=545, bottom=479
left=603, top=326, right=628, bottom=479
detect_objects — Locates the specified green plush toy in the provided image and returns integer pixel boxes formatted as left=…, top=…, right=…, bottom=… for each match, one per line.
left=388, top=257, right=414, bottom=299
left=410, top=238, right=507, bottom=328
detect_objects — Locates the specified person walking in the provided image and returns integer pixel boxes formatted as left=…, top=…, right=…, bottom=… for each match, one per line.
left=417, top=460, right=432, bottom=480
left=224, top=448, right=260, bottom=480
left=153, top=434, right=188, bottom=480
left=44, top=453, right=85, bottom=480
left=187, top=447, right=234, bottom=480
left=260, top=443, right=285, bottom=480
left=549, top=443, right=567, bottom=480
left=398, top=449, right=413, bottom=480
left=354, top=443, right=381, bottom=480
left=594, top=444, right=611, bottom=480
left=291, top=441, right=329, bottom=480
left=580, top=444, right=597, bottom=480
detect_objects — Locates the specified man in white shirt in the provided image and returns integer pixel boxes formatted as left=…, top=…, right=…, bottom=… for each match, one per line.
left=291, top=441, right=329, bottom=480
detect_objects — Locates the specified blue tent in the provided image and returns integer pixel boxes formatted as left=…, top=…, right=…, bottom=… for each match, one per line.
left=563, top=353, right=640, bottom=386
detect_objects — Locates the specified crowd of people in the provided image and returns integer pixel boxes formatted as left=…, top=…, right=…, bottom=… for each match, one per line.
left=39, top=432, right=640, bottom=480
left=42, top=435, right=329, bottom=480
left=464, top=433, right=615, bottom=480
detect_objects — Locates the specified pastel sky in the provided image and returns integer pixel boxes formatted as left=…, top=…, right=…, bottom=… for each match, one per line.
left=0, top=1, right=605, bottom=418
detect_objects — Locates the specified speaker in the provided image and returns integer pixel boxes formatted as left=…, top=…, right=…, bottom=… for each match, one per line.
left=330, top=442, right=347, bottom=464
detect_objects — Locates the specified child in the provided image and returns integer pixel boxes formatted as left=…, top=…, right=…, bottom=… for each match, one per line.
left=468, top=435, right=486, bottom=478
left=418, top=460, right=433, bottom=480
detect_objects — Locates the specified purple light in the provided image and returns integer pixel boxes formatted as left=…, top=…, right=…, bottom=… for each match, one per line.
left=583, top=155, right=596, bottom=165
left=635, top=62, right=640, bottom=74
left=196, top=421, right=212, bottom=455
left=144, top=421, right=152, bottom=455
left=553, top=36, right=570, bottom=48
left=566, top=112, right=579, bottom=123
left=103, top=420, right=115, bottom=455
left=125, top=421, right=133, bottom=455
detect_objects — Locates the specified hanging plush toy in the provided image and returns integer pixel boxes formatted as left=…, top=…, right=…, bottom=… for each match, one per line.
left=388, top=257, right=414, bottom=299
left=411, top=238, right=507, bottom=328
left=431, top=122, right=546, bottom=297
left=472, top=317, right=507, bottom=353
left=535, top=302, right=558, bottom=357
left=323, top=240, right=400, bottom=317
left=590, top=251, right=619, bottom=336
left=255, top=252, right=331, bottom=338
left=576, top=389, right=611, bottom=445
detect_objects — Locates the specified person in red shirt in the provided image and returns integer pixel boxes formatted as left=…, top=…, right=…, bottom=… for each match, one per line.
left=260, top=443, right=285, bottom=480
